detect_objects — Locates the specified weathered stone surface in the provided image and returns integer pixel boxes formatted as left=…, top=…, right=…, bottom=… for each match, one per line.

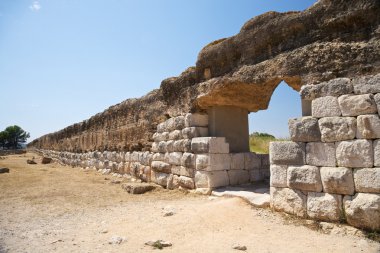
left=288, top=117, right=321, bottom=142
left=353, top=168, right=380, bottom=193
left=356, top=114, right=380, bottom=139
left=306, top=142, right=336, bottom=167
left=270, top=165, right=287, bottom=188
left=375, top=140, right=380, bottom=167
left=336, top=140, right=373, bottom=168
left=320, top=167, right=354, bottom=195
left=307, top=192, right=343, bottom=222
left=312, top=96, right=341, bottom=117
left=249, top=169, right=261, bottom=182
left=375, top=93, right=380, bottom=115
left=318, top=117, right=356, bottom=142
left=171, top=166, right=194, bottom=178
left=151, top=161, right=171, bottom=173
left=338, top=94, right=377, bottom=116
left=269, top=142, right=305, bottom=165
left=181, top=127, right=208, bottom=139
left=167, top=116, right=185, bottom=131
left=41, top=157, right=52, bottom=164
left=151, top=171, right=170, bottom=187
left=353, top=73, right=380, bottom=94
left=168, top=130, right=182, bottom=140
left=270, top=187, right=307, bottom=217
left=185, top=113, right=208, bottom=127
left=177, top=176, right=195, bottom=189
left=228, top=170, right=250, bottom=185
left=152, top=152, right=165, bottom=161
left=172, top=140, right=184, bottom=152
left=180, top=152, right=195, bottom=168
left=165, top=140, right=174, bottom=153
left=300, top=78, right=352, bottom=100
left=344, top=193, right=380, bottom=231
left=287, top=165, right=322, bottom=192
left=167, top=152, right=182, bottom=166
left=191, top=137, right=229, bottom=154
left=195, top=154, right=231, bottom=171
left=194, top=170, right=229, bottom=188
left=244, top=152, right=261, bottom=170
left=230, top=153, right=245, bottom=170
left=122, top=183, right=155, bottom=194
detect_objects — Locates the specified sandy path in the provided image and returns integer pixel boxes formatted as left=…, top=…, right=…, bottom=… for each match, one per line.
left=0, top=153, right=379, bottom=253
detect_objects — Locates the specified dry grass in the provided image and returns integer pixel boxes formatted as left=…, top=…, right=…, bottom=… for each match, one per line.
left=249, top=135, right=289, bottom=154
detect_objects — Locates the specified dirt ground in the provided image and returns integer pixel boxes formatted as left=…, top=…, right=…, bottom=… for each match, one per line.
left=0, top=153, right=379, bottom=253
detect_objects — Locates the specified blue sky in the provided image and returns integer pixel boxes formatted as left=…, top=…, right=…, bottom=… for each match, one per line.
left=0, top=0, right=316, bottom=141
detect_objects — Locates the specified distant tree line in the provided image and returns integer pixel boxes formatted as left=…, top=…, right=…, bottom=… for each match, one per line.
left=0, top=125, right=30, bottom=149
left=249, top=132, right=275, bottom=139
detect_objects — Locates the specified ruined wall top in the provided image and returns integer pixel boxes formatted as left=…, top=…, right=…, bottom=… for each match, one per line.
left=29, top=0, right=380, bottom=152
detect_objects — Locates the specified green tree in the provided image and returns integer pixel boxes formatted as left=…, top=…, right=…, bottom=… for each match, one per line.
left=2, top=125, right=30, bottom=149
left=0, top=131, right=9, bottom=149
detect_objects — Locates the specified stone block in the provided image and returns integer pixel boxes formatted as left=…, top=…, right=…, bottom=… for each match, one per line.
left=191, top=137, right=229, bottom=154
left=166, top=116, right=185, bottom=131
left=177, top=176, right=195, bottom=189
left=172, top=140, right=184, bottom=152
left=157, top=141, right=166, bottom=153
left=244, top=152, right=261, bottom=170
left=182, top=139, right=192, bottom=152
left=171, top=166, right=195, bottom=178
left=230, top=153, right=245, bottom=170
left=320, top=167, right=354, bottom=195
left=165, top=140, right=174, bottom=153
left=352, top=74, right=380, bottom=94
left=194, top=170, right=229, bottom=188
left=140, top=152, right=152, bottom=166
left=181, top=152, right=195, bottom=168
left=353, top=168, right=380, bottom=193
left=182, top=127, right=209, bottom=139
left=153, top=132, right=169, bottom=142
left=151, top=142, right=159, bottom=153
left=287, top=165, right=322, bottom=192
left=195, top=154, right=231, bottom=171
left=338, top=94, right=377, bottom=116
left=151, top=161, right=171, bottom=173
left=167, top=152, right=182, bottom=166
left=318, top=117, right=356, bottom=142
left=185, top=113, right=209, bottom=127
left=152, top=152, right=165, bottom=161
left=356, top=115, right=380, bottom=139
left=307, top=192, right=343, bottom=222
left=336, top=140, right=373, bottom=168
left=300, top=78, right=352, bottom=100
left=269, top=142, right=305, bottom=165
left=249, top=169, right=262, bottom=182
left=375, top=140, right=380, bottom=167
left=228, top=170, right=250, bottom=185
left=270, top=187, right=307, bottom=217
left=312, top=96, right=341, bottom=117
left=270, top=165, right=287, bottom=187
left=344, top=193, right=380, bottom=231
left=375, top=93, right=380, bottom=115
left=168, top=130, right=182, bottom=140
left=288, top=117, right=321, bottom=142
left=306, top=142, right=336, bottom=167
left=151, top=171, right=170, bottom=187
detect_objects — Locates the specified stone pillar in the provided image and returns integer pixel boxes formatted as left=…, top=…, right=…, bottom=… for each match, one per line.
left=208, top=106, right=249, bottom=153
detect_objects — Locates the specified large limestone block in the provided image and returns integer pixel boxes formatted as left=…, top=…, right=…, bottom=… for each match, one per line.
left=288, top=117, right=321, bottom=142
left=168, top=130, right=182, bottom=140
left=151, top=171, right=170, bottom=187
left=178, top=176, right=195, bottom=189
left=181, top=152, right=195, bottom=168
left=153, top=132, right=169, bottom=142
left=270, top=187, right=307, bottom=217
left=166, top=116, right=185, bottom=131
left=270, top=165, right=287, bottom=188
left=191, top=137, right=229, bottom=154
left=356, top=115, right=380, bottom=139
left=320, top=167, right=354, bottom=195
left=230, top=153, right=245, bottom=170
left=344, top=193, right=380, bottom=231
left=182, top=127, right=208, bottom=139
left=375, top=140, right=380, bottom=167
left=287, top=165, right=322, bottom=192
left=228, top=170, right=250, bottom=185
left=352, top=74, right=380, bottom=94
left=318, top=117, right=356, bottom=142
left=152, top=152, right=165, bottom=162
left=173, top=140, right=184, bottom=152
left=167, top=152, right=183, bottom=166
left=269, top=142, right=305, bottom=165
left=140, top=152, right=152, bottom=166
left=338, top=94, right=377, bottom=116
left=185, top=113, right=209, bottom=127
left=375, top=94, right=380, bottom=115
left=300, top=78, right=352, bottom=100
left=336, top=140, right=373, bottom=168
left=244, top=152, right=261, bottom=170
left=307, top=192, right=343, bottom=222
left=195, top=154, right=231, bottom=171
left=157, top=141, right=166, bottom=153
left=312, top=96, right=341, bottom=118
left=306, top=142, right=336, bottom=167
left=165, top=140, right=174, bottom=153
left=171, top=166, right=195, bottom=178
left=151, top=161, right=171, bottom=173
left=353, top=168, right=380, bottom=193
left=249, top=169, right=262, bottom=182
left=195, top=170, right=229, bottom=188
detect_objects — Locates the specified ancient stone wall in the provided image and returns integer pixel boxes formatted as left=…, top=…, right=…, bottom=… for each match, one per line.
left=269, top=74, right=380, bottom=231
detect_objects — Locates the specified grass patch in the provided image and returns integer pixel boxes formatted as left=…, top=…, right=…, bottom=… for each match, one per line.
left=249, top=132, right=289, bottom=154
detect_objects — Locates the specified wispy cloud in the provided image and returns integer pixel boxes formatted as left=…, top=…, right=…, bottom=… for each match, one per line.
left=30, top=1, right=41, bottom=12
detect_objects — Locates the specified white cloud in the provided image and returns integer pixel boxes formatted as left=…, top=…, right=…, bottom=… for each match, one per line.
left=30, top=1, right=41, bottom=12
